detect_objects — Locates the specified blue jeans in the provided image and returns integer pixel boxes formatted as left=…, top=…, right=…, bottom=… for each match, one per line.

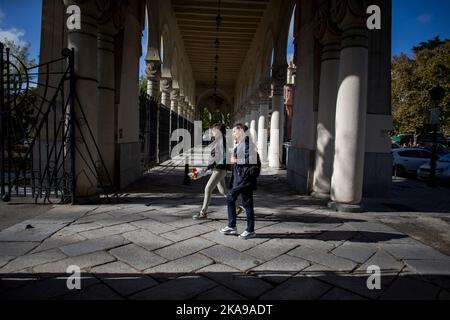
left=227, top=185, right=255, bottom=233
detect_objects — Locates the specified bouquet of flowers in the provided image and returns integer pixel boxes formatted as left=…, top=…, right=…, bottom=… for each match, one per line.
left=188, top=167, right=212, bottom=181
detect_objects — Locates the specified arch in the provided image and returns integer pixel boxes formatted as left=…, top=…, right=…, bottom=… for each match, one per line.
left=160, top=22, right=173, bottom=78
left=145, top=1, right=161, bottom=62
left=197, top=88, right=233, bottom=109
left=273, top=0, right=296, bottom=66
left=260, top=27, right=274, bottom=79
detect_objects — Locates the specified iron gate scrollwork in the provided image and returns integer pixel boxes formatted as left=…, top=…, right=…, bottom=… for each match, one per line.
left=0, top=43, right=113, bottom=204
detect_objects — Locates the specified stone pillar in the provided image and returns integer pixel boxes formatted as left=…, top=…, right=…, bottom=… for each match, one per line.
left=160, top=78, right=172, bottom=107
left=269, top=64, right=287, bottom=168
left=258, top=79, right=271, bottom=164
left=178, top=94, right=184, bottom=117
left=312, top=8, right=341, bottom=199
left=64, top=0, right=99, bottom=199
left=145, top=61, right=161, bottom=99
left=244, top=109, right=250, bottom=128
left=250, top=97, right=259, bottom=146
left=330, top=0, right=369, bottom=211
left=97, top=17, right=119, bottom=188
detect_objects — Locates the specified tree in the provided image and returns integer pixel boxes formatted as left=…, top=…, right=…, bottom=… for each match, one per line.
left=392, top=36, right=450, bottom=136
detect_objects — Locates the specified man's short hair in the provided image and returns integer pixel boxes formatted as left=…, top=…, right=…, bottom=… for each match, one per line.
left=233, top=123, right=246, bottom=131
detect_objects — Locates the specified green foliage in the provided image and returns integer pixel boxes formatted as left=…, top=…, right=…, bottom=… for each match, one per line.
left=392, top=36, right=450, bottom=135
left=199, top=107, right=228, bottom=130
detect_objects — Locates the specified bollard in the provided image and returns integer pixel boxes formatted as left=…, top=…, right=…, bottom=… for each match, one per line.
left=183, top=156, right=191, bottom=185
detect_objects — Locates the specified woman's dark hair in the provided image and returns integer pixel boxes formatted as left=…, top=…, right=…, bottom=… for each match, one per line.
left=212, top=123, right=226, bottom=135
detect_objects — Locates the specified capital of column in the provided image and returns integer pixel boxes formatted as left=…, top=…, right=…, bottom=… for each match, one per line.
left=160, top=78, right=172, bottom=93
left=331, top=0, right=368, bottom=48
left=314, top=3, right=341, bottom=46
left=145, top=60, right=161, bottom=81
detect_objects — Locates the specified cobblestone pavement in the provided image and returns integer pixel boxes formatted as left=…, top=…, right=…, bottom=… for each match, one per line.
left=1, top=153, right=450, bottom=300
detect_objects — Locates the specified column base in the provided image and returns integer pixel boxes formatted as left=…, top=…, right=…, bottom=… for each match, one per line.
left=311, top=192, right=331, bottom=201
left=74, top=194, right=101, bottom=205
left=327, top=201, right=364, bottom=213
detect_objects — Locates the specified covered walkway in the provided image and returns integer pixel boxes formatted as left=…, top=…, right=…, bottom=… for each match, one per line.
left=1, top=159, right=450, bottom=300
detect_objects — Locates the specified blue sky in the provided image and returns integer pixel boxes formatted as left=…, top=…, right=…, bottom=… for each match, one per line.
left=1, top=0, right=449, bottom=71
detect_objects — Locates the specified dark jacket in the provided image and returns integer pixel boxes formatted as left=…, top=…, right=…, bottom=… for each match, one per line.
left=207, top=135, right=228, bottom=170
left=228, top=136, right=261, bottom=191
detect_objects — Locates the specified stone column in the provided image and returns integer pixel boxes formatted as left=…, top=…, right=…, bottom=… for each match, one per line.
left=97, top=16, right=119, bottom=188
left=64, top=0, right=99, bottom=199
left=244, top=109, right=250, bottom=128
left=250, top=96, right=259, bottom=146
left=312, top=7, right=341, bottom=199
left=330, top=0, right=369, bottom=211
left=178, top=94, right=184, bottom=117
left=145, top=61, right=161, bottom=99
left=258, top=79, right=271, bottom=163
left=160, top=78, right=172, bottom=107
left=269, top=64, right=287, bottom=168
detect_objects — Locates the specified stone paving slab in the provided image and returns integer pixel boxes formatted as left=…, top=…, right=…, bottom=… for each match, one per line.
left=0, top=248, right=67, bottom=273
left=78, top=223, right=137, bottom=240
left=130, top=275, right=217, bottom=300
left=356, top=250, right=405, bottom=275
left=260, top=276, right=332, bottom=300
left=331, top=242, right=378, bottom=264
left=201, top=245, right=263, bottom=271
left=243, top=238, right=301, bottom=261
left=130, top=219, right=177, bottom=234
left=1, top=275, right=100, bottom=300
left=0, top=242, right=39, bottom=257
left=91, top=262, right=159, bottom=297
left=145, top=253, right=214, bottom=275
left=250, top=254, right=310, bottom=273
left=30, top=233, right=87, bottom=254
left=155, top=237, right=216, bottom=260
left=110, top=244, right=167, bottom=270
left=59, top=235, right=128, bottom=257
left=288, top=246, right=357, bottom=272
left=0, top=222, right=67, bottom=242
left=404, top=259, right=450, bottom=275
left=379, top=243, right=450, bottom=261
left=198, top=264, right=273, bottom=299
left=32, top=251, right=115, bottom=275
left=201, top=231, right=263, bottom=252
left=379, top=276, right=441, bottom=300
left=161, top=224, right=212, bottom=242
left=122, top=229, right=173, bottom=251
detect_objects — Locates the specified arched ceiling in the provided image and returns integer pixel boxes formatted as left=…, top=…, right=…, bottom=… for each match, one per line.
left=171, top=0, right=271, bottom=90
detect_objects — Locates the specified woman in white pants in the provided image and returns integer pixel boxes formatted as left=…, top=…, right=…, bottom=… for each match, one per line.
left=193, top=123, right=244, bottom=220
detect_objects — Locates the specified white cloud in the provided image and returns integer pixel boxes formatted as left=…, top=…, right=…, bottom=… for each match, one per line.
left=0, top=27, right=27, bottom=46
left=417, top=13, right=433, bottom=24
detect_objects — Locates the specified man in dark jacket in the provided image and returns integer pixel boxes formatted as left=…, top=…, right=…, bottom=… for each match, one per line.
left=220, top=123, right=260, bottom=239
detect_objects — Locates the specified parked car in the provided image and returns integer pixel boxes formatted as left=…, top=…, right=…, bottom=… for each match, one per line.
left=392, top=148, right=433, bottom=177
left=421, top=144, right=449, bottom=157
left=417, top=153, right=450, bottom=185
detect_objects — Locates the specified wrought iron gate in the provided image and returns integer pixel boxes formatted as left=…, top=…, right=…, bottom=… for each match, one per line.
left=158, top=104, right=170, bottom=162
left=0, top=43, right=113, bottom=204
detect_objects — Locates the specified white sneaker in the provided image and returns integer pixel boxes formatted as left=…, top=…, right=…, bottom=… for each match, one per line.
left=220, top=226, right=237, bottom=235
left=239, top=231, right=256, bottom=240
